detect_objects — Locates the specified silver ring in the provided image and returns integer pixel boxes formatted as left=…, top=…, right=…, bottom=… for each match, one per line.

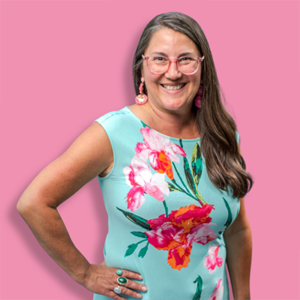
left=117, top=276, right=128, bottom=286
left=113, top=285, right=122, bottom=294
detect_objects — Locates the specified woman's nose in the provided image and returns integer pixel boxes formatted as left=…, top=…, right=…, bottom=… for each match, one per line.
left=164, top=61, right=183, bottom=79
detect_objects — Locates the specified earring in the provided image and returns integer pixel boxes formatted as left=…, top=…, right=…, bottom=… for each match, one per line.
left=194, top=79, right=203, bottom=108
left=135, top=77, right=148, bottom=105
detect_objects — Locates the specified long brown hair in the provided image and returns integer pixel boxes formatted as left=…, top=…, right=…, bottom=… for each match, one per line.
left=132, top=12, right=253, bottom=199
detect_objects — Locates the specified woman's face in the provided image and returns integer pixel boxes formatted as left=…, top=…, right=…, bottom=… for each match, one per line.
left=141, top=27, right=202, bottom=113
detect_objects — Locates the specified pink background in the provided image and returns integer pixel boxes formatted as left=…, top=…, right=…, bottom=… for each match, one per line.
left=1, top=0, right=299, bottom=299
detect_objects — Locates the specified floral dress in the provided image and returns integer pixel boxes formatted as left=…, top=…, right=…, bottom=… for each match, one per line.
left=92, top=106, right=240, bottom=300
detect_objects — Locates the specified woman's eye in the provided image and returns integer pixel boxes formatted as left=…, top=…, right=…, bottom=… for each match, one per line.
left=180, top=57, right=192, bottom=61
left=154, top=56, right=167, bottom=61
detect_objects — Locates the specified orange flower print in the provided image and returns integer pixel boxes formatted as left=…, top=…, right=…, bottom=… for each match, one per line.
left=145, top=204, right=216, bottom=270
left=135, top=127, right=186, bottom=180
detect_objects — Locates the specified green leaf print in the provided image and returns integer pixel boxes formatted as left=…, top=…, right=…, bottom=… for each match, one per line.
left=183, top=155, right=200, bottom=196
left=117, top=207, right=152, bottom=230
left=182, top=154, right=205, bottom=204
left=130, top=231, right=148, bottom=238
left=163, top=200, right=169, bottom=217
left=168, top=176, right=201, bottom=202
left=140, top=120, right=149, bottom=128
left=223, top=197, right=233, bottom=228
left=191, top=142, right=203, bottom=186
left=125, top=239, right=149, bottom=258
left=169, top=139, right=206, bottom=205
left=172, top=161, right=191, bottom=194
left=193, top=275, right=203, bottom=300
left=125, top=243, right=138, bottom=257
left=168, top=182, right=182, bottom=192
left=138, top=242, right=149, bottom=258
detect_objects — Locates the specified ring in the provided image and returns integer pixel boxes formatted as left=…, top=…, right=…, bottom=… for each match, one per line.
left=113, top=285, right=122, bottom=294
left=117, top=276, right=128, bottom=285
left=116, top=269, right=123, bottom=275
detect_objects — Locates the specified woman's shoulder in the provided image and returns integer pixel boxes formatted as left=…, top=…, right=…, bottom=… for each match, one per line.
left=93, top=106, right=132, bottom=126
left=93, top=105, right=142, bottom=144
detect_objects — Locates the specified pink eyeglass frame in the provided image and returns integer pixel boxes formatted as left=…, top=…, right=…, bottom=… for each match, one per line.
left=142, top=54, right=205, bottom=75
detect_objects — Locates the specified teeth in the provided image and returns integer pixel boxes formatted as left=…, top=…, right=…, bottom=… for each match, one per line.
left=162, top=84, right=184, bottom=90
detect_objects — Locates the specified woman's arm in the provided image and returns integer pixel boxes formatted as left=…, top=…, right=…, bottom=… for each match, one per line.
left=16, top=122, right=114, bottom=284
left=223, top=197, right=252, bottom=300
left=223, top=143, right=252, bottom=300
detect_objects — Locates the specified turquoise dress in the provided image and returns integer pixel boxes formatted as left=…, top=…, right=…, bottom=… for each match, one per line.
left=93, top=106, right=240, bottom=300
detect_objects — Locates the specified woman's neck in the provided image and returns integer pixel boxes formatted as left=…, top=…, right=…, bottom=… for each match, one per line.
left=131, top=101, right=200, bottom=139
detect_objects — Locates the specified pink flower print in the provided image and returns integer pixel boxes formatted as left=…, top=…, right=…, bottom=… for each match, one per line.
left=203, top=244, right=223, bottom=274
left=208, top=279, right=224, bottom=300
left=135, top=127, right=186, bottom=180
left=186, top=223, right=217, bottom=246
left=123, top=156, right=170, bottom=211
left=145, top=204, right=216, bottom=270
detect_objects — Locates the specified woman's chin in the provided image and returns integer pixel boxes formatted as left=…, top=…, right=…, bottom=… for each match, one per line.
left=160, top=98, right=190, bottom=111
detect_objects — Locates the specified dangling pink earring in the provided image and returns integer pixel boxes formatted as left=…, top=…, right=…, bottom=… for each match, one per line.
left=194, top=79, right=203, bottom=108
left=135, top=77, right=148, bottom=105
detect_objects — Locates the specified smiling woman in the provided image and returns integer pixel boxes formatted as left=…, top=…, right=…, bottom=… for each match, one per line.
left=17, top=11, right=253, bottom=300
left=139, top=27, right=202, bottom=112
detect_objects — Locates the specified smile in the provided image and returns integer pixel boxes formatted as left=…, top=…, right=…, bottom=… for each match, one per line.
left=160, top=83, right=187, bottom=91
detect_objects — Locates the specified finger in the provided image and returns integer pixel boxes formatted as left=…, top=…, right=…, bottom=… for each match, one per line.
left=114, top=268, right=143, bottom=281
left=92, top=281, right=128, bottom=300
left=110, top=283, right=143, bottom=300
left=114, top=277, right=146, bottom=297
left=107, top=280, right=143, bottom=300
left=116, top=270, right=147, bottom=292
left=106, top=290, right=128, bottom=300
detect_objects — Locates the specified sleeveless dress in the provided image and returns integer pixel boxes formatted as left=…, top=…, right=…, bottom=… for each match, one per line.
left=92, top=106, right=240, bottom=300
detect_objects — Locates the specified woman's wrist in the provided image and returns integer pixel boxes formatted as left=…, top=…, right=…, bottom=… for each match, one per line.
left=72, top=261, right=92, bottom=285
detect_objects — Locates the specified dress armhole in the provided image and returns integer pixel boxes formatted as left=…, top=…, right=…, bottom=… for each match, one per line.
left=93, top=119, right=116, bottom=180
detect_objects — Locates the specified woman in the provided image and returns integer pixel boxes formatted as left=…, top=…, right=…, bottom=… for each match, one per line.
left=17, top=12, right=253, bottom=300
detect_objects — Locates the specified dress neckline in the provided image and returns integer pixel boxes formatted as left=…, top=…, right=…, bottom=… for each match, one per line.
left=125, top=106, right=201, bottom=142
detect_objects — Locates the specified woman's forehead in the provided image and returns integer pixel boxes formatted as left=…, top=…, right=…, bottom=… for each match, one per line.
left=145, top=28, right=200, bottom=56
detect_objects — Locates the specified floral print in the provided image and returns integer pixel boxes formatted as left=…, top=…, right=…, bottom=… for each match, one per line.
left=145, top=204, right=216, bottom=270
left=123, top=156, right=169, bottom=211
left=203, top=244, right=223, bottom=273
left=135, top=127, right=186, bottom=180
left=118, top=124, right=234, bottom=299
left=208, top=279, right=224, bottom=300
left=92, top=108, right=243, bottom=300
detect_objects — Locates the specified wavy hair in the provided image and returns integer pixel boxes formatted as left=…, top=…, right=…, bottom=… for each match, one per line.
left=132, top=12, right=253, bottom=199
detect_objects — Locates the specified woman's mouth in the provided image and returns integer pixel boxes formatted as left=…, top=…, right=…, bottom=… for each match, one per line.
left=160, top=83, right=187, bottom=93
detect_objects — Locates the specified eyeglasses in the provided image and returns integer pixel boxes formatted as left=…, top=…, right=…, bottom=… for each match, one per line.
left=142, top=54, right=204, bottom=75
